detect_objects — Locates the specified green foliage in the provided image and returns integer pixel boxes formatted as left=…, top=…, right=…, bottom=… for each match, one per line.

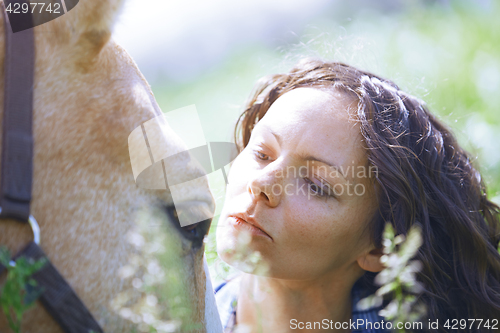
left=111, top=207, right=205, bottom=332
left=0, top=247, right=46, bottom=333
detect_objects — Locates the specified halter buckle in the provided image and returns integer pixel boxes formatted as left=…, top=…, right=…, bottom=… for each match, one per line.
left=0, top=207, right=40, bottom=246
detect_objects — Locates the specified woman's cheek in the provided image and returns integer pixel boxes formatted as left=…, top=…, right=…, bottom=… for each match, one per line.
left=227, top=155, right=246, bottom=185
left=285, top=207, right=337, bottom=244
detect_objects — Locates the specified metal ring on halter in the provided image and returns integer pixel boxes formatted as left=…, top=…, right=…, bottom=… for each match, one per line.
left=0, top=207, right=40, bottom=245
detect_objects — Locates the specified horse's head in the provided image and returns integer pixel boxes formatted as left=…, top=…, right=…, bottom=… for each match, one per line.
left=0, top=0, right=221, bottom=332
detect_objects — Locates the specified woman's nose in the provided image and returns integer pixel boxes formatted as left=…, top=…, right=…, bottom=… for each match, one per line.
left=247, top=166, right=284, bottom=208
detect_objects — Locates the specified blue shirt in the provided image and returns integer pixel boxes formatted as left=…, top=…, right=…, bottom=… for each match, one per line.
left=214, top=275, right=389, bottom=332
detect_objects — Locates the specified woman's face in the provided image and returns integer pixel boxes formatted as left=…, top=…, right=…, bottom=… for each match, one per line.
left=217, top=87, right=379, bottom=280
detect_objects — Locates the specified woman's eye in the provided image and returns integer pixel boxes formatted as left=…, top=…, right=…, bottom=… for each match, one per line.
left=304, top=178, right=333, bottom=198
left=255, top=151, right=270, bottom=161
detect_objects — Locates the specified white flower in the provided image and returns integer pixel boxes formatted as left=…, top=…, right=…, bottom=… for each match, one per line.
left=357, top=295, right=383, bottom=310
left=360, top=223, right=426, bottom=329
left=379, top=299, right=398, bottom=318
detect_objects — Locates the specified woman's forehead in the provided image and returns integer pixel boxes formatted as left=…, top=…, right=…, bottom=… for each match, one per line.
left=265, top=87, right=358, bottom=121
left=259, top=88, right=362, bottom=144
left=255, top=87, right=368, bottom=169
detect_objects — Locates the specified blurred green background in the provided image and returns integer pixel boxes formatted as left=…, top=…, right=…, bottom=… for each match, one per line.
left=119, top=0, right=500, bottom=285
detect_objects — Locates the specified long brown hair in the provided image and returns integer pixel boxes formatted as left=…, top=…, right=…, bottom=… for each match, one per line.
left=233, top=58, right=500, bottom=331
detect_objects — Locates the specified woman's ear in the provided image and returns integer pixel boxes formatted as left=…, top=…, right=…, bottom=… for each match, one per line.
left=357, top=247, right=385, bottom=273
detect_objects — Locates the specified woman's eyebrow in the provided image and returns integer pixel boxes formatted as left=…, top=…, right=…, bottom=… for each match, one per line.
left=262, top=126, right=347, bottom=181
left=268, top=128, right=282, bottom=147
left=301, top=155, right=347, bottom=181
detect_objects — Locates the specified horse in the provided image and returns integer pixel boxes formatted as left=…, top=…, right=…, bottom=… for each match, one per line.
left=0, top=0, right=221, bottom=332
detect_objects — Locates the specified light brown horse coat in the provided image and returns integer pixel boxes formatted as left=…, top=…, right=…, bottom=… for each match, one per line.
left=0, top=0, right=220, bottom=331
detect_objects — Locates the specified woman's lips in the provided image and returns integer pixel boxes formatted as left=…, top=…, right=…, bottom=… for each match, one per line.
left=229, top=216, right=273, bottom=241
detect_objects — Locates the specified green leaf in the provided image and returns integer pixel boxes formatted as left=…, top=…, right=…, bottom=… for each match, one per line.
left=0, top=246, right=47, bottom=333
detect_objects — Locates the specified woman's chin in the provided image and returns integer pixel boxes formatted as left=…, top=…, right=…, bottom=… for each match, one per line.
left=217, top=245, right=270, bottom=276
left=216, top=220, right=271, bottom=275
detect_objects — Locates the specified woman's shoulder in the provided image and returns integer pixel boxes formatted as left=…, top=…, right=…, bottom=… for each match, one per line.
left=214, top=274, right=242, bottom=331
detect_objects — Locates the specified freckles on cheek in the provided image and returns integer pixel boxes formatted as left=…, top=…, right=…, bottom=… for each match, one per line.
left=285, top=207, right=336, bottom=244
left=286, top=199, right=367, bottom=250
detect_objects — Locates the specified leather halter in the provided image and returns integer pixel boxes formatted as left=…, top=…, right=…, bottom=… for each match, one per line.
left=0, top=2, right=103, bottom=332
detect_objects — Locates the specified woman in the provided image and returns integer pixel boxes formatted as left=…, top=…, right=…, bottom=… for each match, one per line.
left=215, top=59, right=500, bottom=332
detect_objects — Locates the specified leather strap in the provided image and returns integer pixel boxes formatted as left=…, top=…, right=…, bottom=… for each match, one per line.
left=0, top=1, right=34, bottom=222
left=0, top=242, right=104, bottom=333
